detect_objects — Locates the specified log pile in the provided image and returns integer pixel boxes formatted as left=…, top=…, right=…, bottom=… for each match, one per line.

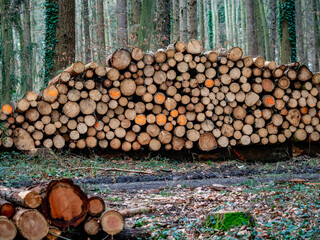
left=0, top=179, right=125, bottom=240
left=1, top=40, right=320, bottom=152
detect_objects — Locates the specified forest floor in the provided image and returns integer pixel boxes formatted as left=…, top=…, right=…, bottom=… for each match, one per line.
left=0, top=150, right=320, bottom=239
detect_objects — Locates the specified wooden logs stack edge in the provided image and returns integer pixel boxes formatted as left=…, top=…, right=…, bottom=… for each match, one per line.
left=1, top=40, right=320, bottom=152
left=0, top=179, right=125, bottom=239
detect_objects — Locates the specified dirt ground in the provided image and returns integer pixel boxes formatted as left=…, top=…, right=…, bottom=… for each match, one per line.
left=0, top=151, right=320, bottom=239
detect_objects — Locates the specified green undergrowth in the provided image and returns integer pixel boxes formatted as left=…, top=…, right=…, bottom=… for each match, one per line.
left=0, top=150, right=208, bottom=186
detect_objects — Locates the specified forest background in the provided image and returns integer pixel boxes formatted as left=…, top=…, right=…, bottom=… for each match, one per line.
left=0, top=0, right=319, bottom=105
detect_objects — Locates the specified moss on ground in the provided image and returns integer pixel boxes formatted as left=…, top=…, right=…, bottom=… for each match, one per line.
left=206, top=211, right=255, bottom=231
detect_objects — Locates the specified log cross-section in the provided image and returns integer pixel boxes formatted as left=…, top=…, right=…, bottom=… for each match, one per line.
left=42, top=179, right=89, bottom=228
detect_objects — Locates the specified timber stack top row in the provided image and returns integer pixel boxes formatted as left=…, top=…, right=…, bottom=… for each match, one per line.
left=0, top=40, right=320, bottom=152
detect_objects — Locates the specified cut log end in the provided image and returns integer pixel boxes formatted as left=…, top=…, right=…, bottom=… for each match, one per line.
left=42, top=179, right=88, bottom=228
left=0, top=216, right=17, bottom=240
left=100, top=210, right=125, bottom=235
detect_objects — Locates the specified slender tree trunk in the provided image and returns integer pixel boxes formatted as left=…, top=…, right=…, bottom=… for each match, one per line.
left=96, top=0, right=106, bottom=63
left=254, top=0, right=265, bottom=57
left=179, top=0, right=188, bottom=42
left=229, top=0, right=235, bottom=46
left=224, top=0, right=229, bottom=45
left=83, top=0, right=91, bottom=63
left=105, top=2, right=113, bottom=51
left=270, top=0, right=277, bottom=61
left=207, top=0, right=213, bottom=49
left=212, top=0, right=219, bottom=47
left=203, top=0, right=209, bottom=49
left=15, top=6, right=27, bottom=96
left=295, top=0, right=305, bottom=63
left=138, top=0, right=155, bottom=51
left=234, top=0, right=240, bottom=47
left=258, top=0, right=270, bottom=60
left=21, top=0, right=33, bottom=91
left=75, top=0, right=83, bottom=61
left=1, top=0, right=13, bottom=103
left=117, top=0, right=128, bottom=47
left=245, top=0, right=258, bottom=56
left=157, top=0, right=170, bottom=48
left=313, top=0, right=319, bottom=71
left=131, top=0, right=142, bottom=46
left=241, top=0, right=247, bottom=53
left=89, top=0, right=98, bottom=61
left=199, top=0, right=204, bottom=42
left=279, top=0, right=297, bottom=63
left=187, top=0, right=197, bottom=40
left=50, top=0, right=75, bottom=75
left=172, top=0, right=180, bottom=42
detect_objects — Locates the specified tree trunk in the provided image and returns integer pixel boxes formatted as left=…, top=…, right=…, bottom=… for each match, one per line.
left=83, top=0, right=92, bottom=63
left=224, top=0, right=229, bottom=44
left=212, top=0, right=219, bottom=46
left=258, top=0, right=270, bottom=60
left=279, top=0, right=297, bottom=63
left=75, top=0, right=83, bottom=62
left=117, top=0, right=128, bottom=47
left=207, top=0, right=213, bottom=49
left=131, top=0, right=142, bottom=46
left=138, top=0, right=155, bottom=51
left=254, top=0, right=265, bottom=57
left=157, top=0, right=170, bottom=48
left=313, top=0, right=319, bottom=71
left=179, top=0, right=188, bottom=42
left=187, top=0, right=197, bottom=40
left=241, top=0, right=247, bottom=53
left=22, top=0, right=33, bottom=91
left=1, top=0, right=13, bottom=104
left=105, top=1, right=113, bottom=50
left=245, top=0, right=258, bottom=56
left=53, top=0, right=76, bottom=75
left=97, top=0, right=106, bottom=63
left=270, top=0, right=277, bottom=61
left=199, top=0, right=204, bottom=41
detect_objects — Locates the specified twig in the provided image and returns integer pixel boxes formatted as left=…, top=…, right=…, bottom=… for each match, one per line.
left=65, top=166, right=153, bottom=175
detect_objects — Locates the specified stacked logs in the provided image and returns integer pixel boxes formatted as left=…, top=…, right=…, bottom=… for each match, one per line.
left=0, top=179, right=125, bottom=240
left=1, top=40, right=320, bottom=152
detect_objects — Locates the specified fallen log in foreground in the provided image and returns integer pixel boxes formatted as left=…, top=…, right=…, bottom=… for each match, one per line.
left=0, top=179, right=127, bottom=239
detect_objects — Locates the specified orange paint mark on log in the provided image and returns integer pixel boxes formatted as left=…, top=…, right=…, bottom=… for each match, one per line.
left=95, top=123, right=99, bottom=128
left=170, top=110, right=178, bottom=118
left=265, top=97, right=274, bottom=105
left=156, top=94, right=165, bottom=103
left=177, top=115, right=186, bottom=125
left=178, top=107, right=184, bottom=114
left=47, top=89, right=58, bottom=96
left=280, top=109, right=288, bottom=115
left=156, top=114, right=167, bottom=126
left=109, top=91, right=121, bottom=99
left=167, top=123, right=173, bottom=131
left=168, top=116, right=173, bottom=121
left=135, top=115, right=146, bottom=125
left=205, top=79, right=214, bottom=88
left=300, top=107, right=308, bottom=115
left=2, top=104, right=13, bottom=115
